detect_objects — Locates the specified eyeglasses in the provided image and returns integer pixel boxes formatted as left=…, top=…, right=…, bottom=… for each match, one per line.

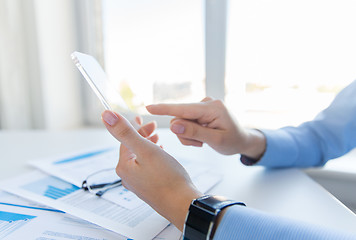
left=82, top=168, right=122, bottom=197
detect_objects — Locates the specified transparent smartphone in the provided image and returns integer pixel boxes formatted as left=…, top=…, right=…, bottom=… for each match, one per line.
left=71, top=51, right=129, bottom=112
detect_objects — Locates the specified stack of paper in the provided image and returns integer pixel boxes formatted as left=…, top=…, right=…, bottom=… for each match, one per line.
left=0, top=147, right=222, bottom=240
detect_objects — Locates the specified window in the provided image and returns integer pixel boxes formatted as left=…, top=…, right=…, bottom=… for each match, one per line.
left=103, top=0, right=356, bottom=129
left=225, top=0, right=356, bottom=129
left=3, top=1, right=355, bottom=130
left=102, top=0, right=205, bottom=118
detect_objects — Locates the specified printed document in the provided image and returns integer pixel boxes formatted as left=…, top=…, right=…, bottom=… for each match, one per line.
left=0, top=191, right=125, bottom=240
left=2, top=147, right=221, bottom=239
left=0, top=191, right=182, bottom=240
left=29, top=147, right=222, bottom=210
left=0, top=168, right=221, bottom=240
left=0, top=171, right=168, bottom=240
left=29, top=147, right=145, bottom=210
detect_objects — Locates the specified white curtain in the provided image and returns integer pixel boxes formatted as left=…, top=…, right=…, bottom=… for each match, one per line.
left=0, top=0, right=104, bottom=130
left=0, top=0, right=40, bottom=129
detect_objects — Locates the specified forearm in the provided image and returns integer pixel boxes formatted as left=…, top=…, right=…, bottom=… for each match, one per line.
left=213, top=206, right=356, bottom=240
left=158, top=185, right=203, bottom=232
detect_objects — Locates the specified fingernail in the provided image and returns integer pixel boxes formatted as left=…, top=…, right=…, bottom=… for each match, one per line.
left=102, top=111, right=119, bottom=126
left=171, top=124, right=185, bottom=134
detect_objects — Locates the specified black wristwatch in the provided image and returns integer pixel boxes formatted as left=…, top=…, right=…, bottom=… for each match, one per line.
left=183, top=195, right=246, bottom=240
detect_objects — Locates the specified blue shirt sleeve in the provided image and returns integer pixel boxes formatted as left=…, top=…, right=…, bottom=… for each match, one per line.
left=256, top=80, right=356, bottom=168
left=229, top=82, right=356, bottom=240
left=213, top=205, right=356, bottom=240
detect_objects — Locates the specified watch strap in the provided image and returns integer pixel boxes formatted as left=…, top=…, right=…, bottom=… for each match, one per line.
left=183, top=195, right=246, bottom=240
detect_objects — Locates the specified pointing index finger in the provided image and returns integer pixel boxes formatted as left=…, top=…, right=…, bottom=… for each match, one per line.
left=146, top=103, right=207, bottom=120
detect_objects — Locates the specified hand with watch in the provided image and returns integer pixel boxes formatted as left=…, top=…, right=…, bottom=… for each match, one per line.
left=184, top=195, right=246, bottom=240
left=101, top=110, right=246, bottom=239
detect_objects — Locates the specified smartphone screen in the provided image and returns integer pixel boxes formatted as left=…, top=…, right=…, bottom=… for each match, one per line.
left=71, top=51, right=129, bottom=112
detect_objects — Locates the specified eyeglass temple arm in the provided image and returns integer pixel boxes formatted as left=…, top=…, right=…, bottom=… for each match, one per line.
left=82, top=179, right=122, bottom=190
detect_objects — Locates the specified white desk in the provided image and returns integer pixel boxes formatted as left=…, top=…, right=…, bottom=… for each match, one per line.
left=1, top=128, right=356, bottom=235
left=304, top=149, right=356, bottom=213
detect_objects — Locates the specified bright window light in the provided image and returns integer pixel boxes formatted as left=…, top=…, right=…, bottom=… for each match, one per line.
left=226, top=0, right=356, bottom=128
left=102, top=0, right=205, bottom=115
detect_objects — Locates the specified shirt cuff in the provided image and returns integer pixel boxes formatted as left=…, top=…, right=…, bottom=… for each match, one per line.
left=240, top=128, right=298, bottom=168
left=255, top=128, right=299, bottom=168
left=240, top=155, right=260, bottom=166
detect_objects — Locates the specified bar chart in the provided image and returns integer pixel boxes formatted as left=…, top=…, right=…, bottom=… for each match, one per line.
left=21, top=176, right=80, bottom=200
left=0, top=211, right=36, bottom=239
left=43, top=185, right=80, bottom=200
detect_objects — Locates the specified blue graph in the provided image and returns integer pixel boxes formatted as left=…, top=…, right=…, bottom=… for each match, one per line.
left=22, top=176, right=80, bottom=200
left=0, top=211, right=36, bottom=238
left=54, top=148, right=113, bottom=165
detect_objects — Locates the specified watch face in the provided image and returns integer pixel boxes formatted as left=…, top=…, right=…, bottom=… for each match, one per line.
left=195, top=195, right=229, bottom=212
left=185, top=196, right=246, bottom=240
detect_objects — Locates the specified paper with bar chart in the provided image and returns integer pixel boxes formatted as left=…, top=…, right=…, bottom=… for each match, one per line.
left=0, top=211, right=36, bottom=239
left=0, top=189, right=182, bottom=240
left=22, top=176, right=80, bottom=200
left=29, top=146, right=119, bottom=187
left=29, top=147, right=222, bottom=211
left=29, top=147, right=145, bottom=210
left=0, top=191, right=125, bottom=240
left=0, top=170, right=169, bottom=240
left=6, top=148, right=222, bottom=239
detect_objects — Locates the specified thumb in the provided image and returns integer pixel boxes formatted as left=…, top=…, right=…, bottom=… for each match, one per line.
left=170, top=119, right=221, bottom=145
left=101, top=110, right=148, bottom=154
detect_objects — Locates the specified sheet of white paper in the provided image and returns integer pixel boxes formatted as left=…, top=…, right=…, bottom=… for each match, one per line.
left=0, top=171, right=169, bottom=240
left=25, top=149, right=222, bottom=239
left=0, top=190, right=57, bottom=211
left=153, top=224, right=182, bottom=240
left=29, top=148, right=222, bottom=210
left=0, top=167, right=221, bottom=240
left=30, top=146, right=119, bottom=187
left=29, top=147, right=145, bottom=210
left=0, top=191, right=125, bottom=240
